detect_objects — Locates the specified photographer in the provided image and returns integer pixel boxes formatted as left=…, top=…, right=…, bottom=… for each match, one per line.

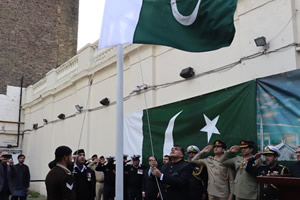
left=0, top=152, right=16, bottom=200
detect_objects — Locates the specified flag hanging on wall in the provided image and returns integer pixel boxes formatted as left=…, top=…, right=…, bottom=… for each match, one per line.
left=124, top=81, right=256, bottom=163
left=99, top=0, right=238, bottom=52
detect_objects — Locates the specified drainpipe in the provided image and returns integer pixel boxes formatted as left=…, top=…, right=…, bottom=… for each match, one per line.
left=16, top=76, right=24, bottom=148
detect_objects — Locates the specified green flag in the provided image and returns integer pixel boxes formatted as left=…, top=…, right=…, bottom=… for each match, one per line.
left=99, top=0, right=238, bottom=52
left=124, top=81, right=256, bottom=164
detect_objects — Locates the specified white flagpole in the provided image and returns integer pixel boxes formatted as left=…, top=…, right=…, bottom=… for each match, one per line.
left=116, top=44, right=124, bottom=200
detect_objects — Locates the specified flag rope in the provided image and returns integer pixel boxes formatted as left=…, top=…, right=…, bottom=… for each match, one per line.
left=73, top=72, right=95, bottom=174
left=137, top=47, right=164, bottom=200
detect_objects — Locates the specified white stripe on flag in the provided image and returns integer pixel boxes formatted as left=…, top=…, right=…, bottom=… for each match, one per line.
left=124, top=111, right=143, bottom=162
left=99, top=0, right=143, bottom=49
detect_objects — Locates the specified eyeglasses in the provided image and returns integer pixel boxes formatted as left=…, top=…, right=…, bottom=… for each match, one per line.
left=296, top=151, right=300, bottom=154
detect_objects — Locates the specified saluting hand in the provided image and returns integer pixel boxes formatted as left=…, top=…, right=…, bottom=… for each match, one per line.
left=229, top=145, right=240, bottom=153
left=152, top=167, right=162, bottom=178
left=253, top=152, right=263, bottom=160
left=201, top=145, right=213, bottom=154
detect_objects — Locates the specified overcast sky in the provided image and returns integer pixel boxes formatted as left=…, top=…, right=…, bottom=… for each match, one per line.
left=77, top=0, right=105, bottom=50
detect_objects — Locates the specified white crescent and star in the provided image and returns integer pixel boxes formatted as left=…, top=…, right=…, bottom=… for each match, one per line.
left=163, top=111, right=221, bottom=151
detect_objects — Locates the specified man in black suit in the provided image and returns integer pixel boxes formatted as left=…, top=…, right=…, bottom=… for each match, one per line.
left=142, top=156, right=160, bottom=200
left=0, top=152, right=16, bottom=200
left=11, top=154, right=30, bottom=200
left=152, top=145, right=193, bottom=200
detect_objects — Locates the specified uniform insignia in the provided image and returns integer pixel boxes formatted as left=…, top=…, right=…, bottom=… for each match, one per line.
left=87, top=172, right=92, bottom=181
left=66, top=183, right=73, bottom=190
left=172, top=172, right=179, bottom=176
left=137, top=169, right=143, bottom=174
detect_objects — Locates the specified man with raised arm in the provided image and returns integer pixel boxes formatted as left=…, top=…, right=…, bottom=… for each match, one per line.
left=186, top=145, right=208, bottom=200
left=220, top=141, right=257, bottom=200
left=246, top=146, right=289, bottom=200
left=190, top=140, right=234, bottom=200
left=152, top=145, right=193, bottom=200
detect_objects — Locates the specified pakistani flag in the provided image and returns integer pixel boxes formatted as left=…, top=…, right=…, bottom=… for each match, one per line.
left=124, top=81, right=256, bottom=164
left=99, top=0, right=238, bottom=52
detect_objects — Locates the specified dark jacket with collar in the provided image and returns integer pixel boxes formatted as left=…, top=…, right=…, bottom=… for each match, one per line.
left=73, top=165, right=96, bottom=200
left=14, top=163, right=30, bottom=189
left=0, top=162, right=16, bottom=194
left=142, top=167, right=160, bottom=200
left=246, top=157, right=289, bottom=200
left=125, top=163, right=146, bottom=189
left=160, top=159, right=193, bottom=200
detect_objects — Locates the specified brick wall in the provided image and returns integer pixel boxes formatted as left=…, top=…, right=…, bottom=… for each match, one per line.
left=0, top=0, right=79, bottom=93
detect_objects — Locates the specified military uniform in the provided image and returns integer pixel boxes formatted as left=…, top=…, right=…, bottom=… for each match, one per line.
left=160, top=159, right=193, bottom=200
left=73, top=164, right=96, bottom=200
left=96, top=160, right=115, bottom=200
left=220, top=141, right=258, bottom=200
left=221, top=152, right=258, bottom=200
left=246, top=157, right=288, bottom=200
left=125, top=163, right=146, bottom=200
left=45, top=164, right=75, bottom=200
left=189, top=164, right=208, bottom=200
left=191, top=154, right=234, bottom=200
left=88, top=160, right=104, bottom=200
left=186, top=145, right=208, bottom=200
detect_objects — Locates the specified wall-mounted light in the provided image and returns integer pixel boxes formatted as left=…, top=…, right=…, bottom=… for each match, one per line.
left=180, top=67, right=195, bottom=79
left=75, top=105, right=83, bottom=112
left=254, top=36, right=269, bottom=51
left=57, top=113, right=65, bottom=120
left=33, top=123, right=38, bottom=130
left=100, top=98, right=110, bottom=106
left=43, top=119, right=48, bottom=124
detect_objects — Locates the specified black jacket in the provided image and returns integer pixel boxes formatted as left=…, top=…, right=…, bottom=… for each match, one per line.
left=160, top=160, right=193, bottom=200
left=14, top=163, right=30, bottom=189
left=125, top=164, right=146, bottom=189
left=246, top=157, right=289, bottom=200
left=73, top=165, right=96, bottom=200
left=96, top=162, right=115, bottom=186
left=142, top=167, right=160, bottom=200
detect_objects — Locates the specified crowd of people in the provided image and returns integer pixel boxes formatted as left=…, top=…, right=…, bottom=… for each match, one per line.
left=1, top=140, right=300, bottom=200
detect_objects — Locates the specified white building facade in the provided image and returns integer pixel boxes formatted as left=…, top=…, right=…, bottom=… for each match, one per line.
left=21, top=0, right=300, bottom=194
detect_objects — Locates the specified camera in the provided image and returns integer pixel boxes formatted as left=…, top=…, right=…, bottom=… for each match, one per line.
left=2, top=154, right=12, bottom=159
